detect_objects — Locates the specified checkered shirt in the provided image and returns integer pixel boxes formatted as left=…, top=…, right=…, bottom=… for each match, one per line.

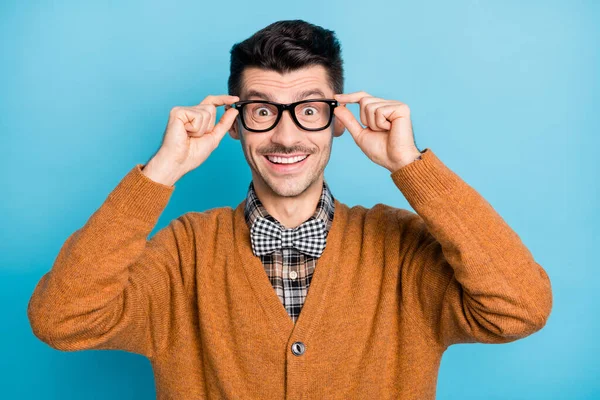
left=244, top=180, right=335, bottom=324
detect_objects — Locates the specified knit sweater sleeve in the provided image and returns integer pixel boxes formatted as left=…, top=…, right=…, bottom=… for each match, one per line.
left=390, top=148, right=553, bottom=349
left=27, top=164, right=190, bottom=359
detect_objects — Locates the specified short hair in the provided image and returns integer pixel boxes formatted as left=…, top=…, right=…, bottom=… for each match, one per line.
left=227, top=19, right=344, bottom=97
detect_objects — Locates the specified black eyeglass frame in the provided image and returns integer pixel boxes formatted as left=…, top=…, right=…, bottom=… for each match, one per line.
left=231, top=98, right=339, bottom=133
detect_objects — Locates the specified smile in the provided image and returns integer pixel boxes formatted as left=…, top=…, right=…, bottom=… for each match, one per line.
left=263, top=154, right=310, bottom=173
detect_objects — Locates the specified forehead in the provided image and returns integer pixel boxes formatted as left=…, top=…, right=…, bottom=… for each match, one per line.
left=240, top=65, right=333, bottom=101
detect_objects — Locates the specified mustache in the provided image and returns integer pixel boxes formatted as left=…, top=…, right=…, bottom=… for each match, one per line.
left=258, top=146, right=316, bottom=155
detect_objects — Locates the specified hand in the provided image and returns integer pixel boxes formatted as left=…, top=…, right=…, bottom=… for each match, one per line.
left=333, top=92, right=422, bottom=172
left=143, top=94, right=239, bottom=185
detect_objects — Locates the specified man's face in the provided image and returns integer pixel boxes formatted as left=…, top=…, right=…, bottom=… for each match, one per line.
left=229, top=65, right=345, bottom=198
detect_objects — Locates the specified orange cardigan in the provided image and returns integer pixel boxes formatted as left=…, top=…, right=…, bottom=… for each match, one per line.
left=27, top=148, right=553, bottom=399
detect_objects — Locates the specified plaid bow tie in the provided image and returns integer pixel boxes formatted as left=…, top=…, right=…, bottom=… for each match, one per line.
left=250, top=217, right=327, bottom=258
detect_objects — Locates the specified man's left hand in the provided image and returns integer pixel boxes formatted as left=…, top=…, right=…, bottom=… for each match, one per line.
left=333, top=92, right=422, bottom=172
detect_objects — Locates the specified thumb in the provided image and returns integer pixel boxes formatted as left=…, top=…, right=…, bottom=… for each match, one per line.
left=207, top=108, right=239, bottom=145
left=334, top=106, right=364, bottom=142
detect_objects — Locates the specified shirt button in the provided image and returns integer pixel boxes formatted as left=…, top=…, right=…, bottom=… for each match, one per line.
left=291, top=341, right=305, bottom=356
left=289, top=270, right=298, bottom=280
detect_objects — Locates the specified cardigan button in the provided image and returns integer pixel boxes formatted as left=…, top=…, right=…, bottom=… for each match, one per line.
left=291, top=341, right=305, bottom=356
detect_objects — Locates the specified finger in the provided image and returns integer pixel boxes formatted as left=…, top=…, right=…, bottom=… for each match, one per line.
left=365, top=102, right=394, bottom=131
left=364, top=102, right=377, bottom=131
left=333, top=106, right=365, bottom=143
left=183, top=113, right=202, bottom=133
left=199, top=94, right=240, bottom=106
left=337, top=93, right=378, bottom=127
left=175, top=108, right=203, bottom=132
left=359, top=97, right=379, bottom=127
left=192, top=104, right=217, bottom=128
left=208, top=105, right=217, bottom=128
left=334, top=91, right=373, bottom=104
left=207, top=107, right=239, bottom=145
left=189, top=109, right=210, bottom=137
left=202, top=109, right=214, bottom=136
left=374, top=105, right=394, bottom=131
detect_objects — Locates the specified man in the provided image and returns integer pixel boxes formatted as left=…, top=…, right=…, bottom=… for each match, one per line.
left=28, top=20, right=553, bottom=399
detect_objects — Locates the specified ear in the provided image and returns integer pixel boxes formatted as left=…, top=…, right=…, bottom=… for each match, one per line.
left=228, top=114, right=241, bottom=141
left=333, top=115, right=345, bottom=138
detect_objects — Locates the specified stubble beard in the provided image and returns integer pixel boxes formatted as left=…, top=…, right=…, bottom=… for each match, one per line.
left=242, top=137, right=332, bottom=199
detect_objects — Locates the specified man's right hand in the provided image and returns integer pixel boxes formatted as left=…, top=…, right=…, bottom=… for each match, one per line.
left=142, top=94, right=240, bottom=186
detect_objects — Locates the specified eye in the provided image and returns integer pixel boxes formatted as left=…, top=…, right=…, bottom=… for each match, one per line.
left=255, top=107, right=274, bottom=117
left=301, top=106, right=318, bottom=116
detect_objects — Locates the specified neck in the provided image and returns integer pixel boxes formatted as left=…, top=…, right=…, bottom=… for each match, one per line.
left=252, top=175, right=323, bottom=229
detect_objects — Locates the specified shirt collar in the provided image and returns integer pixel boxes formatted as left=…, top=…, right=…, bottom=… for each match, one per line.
left=244, top=180, right=335, bottom=233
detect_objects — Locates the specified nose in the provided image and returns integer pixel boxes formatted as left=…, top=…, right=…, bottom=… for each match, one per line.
left=269, top=110, right=304, bottom=147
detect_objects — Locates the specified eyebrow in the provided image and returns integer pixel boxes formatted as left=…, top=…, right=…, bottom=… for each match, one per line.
left=244, top=89, right=327, bottom=102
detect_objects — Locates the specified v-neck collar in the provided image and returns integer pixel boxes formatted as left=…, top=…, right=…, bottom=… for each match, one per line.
left=243, top=179, right=335, bottom=232
left=232, top=197, right=347, bottom=346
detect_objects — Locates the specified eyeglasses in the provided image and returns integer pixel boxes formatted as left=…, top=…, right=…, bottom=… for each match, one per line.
left=231, top=98, right=338, bottom=133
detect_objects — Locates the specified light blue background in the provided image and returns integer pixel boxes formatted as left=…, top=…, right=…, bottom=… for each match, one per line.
left=2, top=0, right=598, bottom=398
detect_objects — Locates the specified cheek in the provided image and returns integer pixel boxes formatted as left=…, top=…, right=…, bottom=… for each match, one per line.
left=317, top=136, right=333, bottom=154
left=238, top=138, right=255, bottom=163
left=243, top=140, right=264, bottom=164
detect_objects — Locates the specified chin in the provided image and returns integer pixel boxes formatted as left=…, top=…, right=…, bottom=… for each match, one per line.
left=251, top=153, right=327, bottom=198
left=266, top=177, right=312, bottom=198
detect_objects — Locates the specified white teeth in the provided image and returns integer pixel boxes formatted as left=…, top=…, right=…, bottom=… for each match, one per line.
left=267, top=155, right=308, bottom=164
